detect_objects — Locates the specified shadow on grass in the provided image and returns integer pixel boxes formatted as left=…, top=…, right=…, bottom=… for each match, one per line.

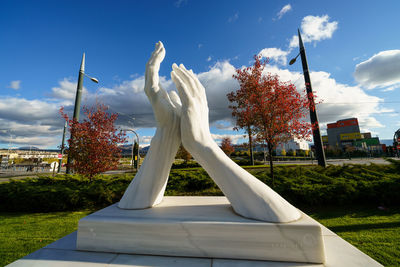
left=0, top=210, right=95, bottom=220
left=329, top=221, right=400, bottom=233
left=301, top=205, right=400, bottom=220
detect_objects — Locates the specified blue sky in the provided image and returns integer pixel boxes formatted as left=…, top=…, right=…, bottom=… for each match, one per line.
left=1, top=0, right=400, bottom=148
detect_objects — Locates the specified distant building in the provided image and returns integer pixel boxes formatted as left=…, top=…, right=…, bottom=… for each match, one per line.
left=0, top=149, right=59, bottom=160
left=353, top=137, right=383, bottom=154
left=275, top=137, right=309, bottom=155
left=326, top=118, right=361, bottom=148
left=323, top=117, right=382, bottom=153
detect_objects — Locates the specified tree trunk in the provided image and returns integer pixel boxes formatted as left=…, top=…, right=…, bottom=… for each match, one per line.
left=248, top=125, right=254, bottom=166
left=267, top=142, right=274, bottom=187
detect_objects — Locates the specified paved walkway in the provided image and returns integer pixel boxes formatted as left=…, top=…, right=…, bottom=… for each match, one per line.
left=1, top=157, right=398, bottom=182
left=274, top=157, right=399, bottom=166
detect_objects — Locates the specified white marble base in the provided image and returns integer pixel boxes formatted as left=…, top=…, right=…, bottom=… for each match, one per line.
left=76, top=197, right=324, bottom=263
left=6, top=198, right=383, bottom=267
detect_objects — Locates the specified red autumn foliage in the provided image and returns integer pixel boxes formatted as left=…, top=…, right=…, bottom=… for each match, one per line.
left=176, top=144, right=192, bottom=163
left=228, top=58, right=266, bottom=165
left=60, top=103, right=126, bottom=179
left=228, top=55, right=311, bottom=183
left=220, top=137, right=235, bottom=156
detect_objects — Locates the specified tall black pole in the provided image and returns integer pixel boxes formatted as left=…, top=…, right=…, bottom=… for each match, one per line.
left=298, top=29, right=327, bottom=167
left=58, top=121, right=67, bottom=173
left=66, top=53, right=85, bottom=174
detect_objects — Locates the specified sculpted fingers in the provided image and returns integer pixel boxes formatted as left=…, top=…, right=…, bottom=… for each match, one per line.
left=173, top=64, right=197, bottom=97
left=187, top=68, right=208, bottom=105
left=145, top=41, right=165, bottom=99
left=171, top=68, right=191, bottom=107
left=148, top=41, right=165, bottom=68
left=179, top=65, right=207, bottom=106
left=168, top=90, right=182, bottom=112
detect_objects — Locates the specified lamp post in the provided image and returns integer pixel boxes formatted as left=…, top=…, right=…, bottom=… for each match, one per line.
left=66, top=53, right=99, bottom=174
left=58, top=121, right=67, bottom=173
left=289, top=29, right=327, bottom=167
left=394, top=128, right=400, bottom=158
left=123, top=129, right=140, bottom=171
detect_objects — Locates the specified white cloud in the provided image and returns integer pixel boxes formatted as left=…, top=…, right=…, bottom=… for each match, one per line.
left=258, top=48, right=289, bottom=65
left=207, top=56, right=212, bottom=62
left=277, top=4, right=292, bottom=20
left=50, top=78, right=88, bottom=104
left=1, top=135, right=60, bottom=148
left=174, top=0, right=187, bottom=8
left=0, top=118, right=63, bottom=148
left=261, top=65, right=384, bottom=130
left=211, top=133, right=245, bottom=144
left=289, top=35, right=299, bottom=49
left=212, top=121, right=234, bottom=131
left=382, top=85, right=399, bottom=92
left=0, top=55, right=386, bottom=148
left=139, top=135, right=153, bottom=145
left=228, top=12, right=239, bottom=23
left=0, top=97, right=59, bottom=123
left=197, top=61, right=239, bottom=122
left=354, top=50, right=400, bottom=89
left=8, top=80, right=21, bottom=90
left=289, top=15, right=338, bottom=48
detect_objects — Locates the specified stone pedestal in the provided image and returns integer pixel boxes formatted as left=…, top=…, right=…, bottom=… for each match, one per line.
left=7, top=196, right=383, bottom=266
left=76, top=196, right=325, bottom=263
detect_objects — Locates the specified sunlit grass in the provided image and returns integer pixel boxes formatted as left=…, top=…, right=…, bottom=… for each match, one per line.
left=1, top=206, right=399, bottom=266
left=0, top=210, right=91, bottom=266
left=307, top=206, right=400, bottom=266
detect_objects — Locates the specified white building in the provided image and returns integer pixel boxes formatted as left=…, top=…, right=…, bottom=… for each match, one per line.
left=275, top=137, right=309, bottom=155
left=0, top=149, right=59, bottom=159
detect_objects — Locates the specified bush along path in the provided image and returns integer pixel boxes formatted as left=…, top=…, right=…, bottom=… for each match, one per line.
left=0, top=160, right=399, bottom=212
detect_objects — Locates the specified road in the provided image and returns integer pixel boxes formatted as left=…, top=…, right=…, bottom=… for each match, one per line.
left=1, top=157, right=398, bottom=182
left=273, top=157, right=399, bottom=166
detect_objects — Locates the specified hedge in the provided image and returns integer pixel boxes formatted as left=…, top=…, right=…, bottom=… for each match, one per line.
left=0, top=160, right=399, bottom=212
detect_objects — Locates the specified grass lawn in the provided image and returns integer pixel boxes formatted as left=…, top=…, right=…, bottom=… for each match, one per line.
left=0, top=210, right=92, bottom=266
left=306, top=205, right=400, bottom=266
left=1, top=206, right=399, bottom=267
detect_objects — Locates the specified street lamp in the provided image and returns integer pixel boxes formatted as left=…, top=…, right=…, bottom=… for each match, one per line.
left=58, top=121, right=67, bottom=173
left=123, top=129, right=140, bottom=171
left=289, top=29, right=327, bottom=167
left=394, top=128, right=400, bottom=158
left=66, top=53, right=99, bottom=174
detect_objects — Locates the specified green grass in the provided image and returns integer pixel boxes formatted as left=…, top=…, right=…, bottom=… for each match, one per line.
left=1, top=206, right=399, bottom=266
left=307, top=206, right=400, bottom=266
left=0, top=210, right=92, bottom=266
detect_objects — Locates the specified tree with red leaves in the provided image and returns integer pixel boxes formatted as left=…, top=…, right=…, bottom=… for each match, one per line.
left=60, top=103, right=126, bottom=180
left=227, top=61, right=263, bottom=165
left=229, top=55, right=311, bottom=184
left=176, top=144, right=192, bottom=164
left=220, top=137, right=235, bottom=156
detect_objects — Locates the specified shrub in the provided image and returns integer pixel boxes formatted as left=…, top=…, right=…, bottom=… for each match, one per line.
left=0, top=174, right=132, bottom=212
left=1, top=160, right=399, bottom=212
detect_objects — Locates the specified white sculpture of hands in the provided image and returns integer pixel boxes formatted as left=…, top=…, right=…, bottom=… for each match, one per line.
left=171, top=64, right=301, bottom=223
left=118, top=42, right=181, bottom=209
left=119, top=42, right=301, bottom=223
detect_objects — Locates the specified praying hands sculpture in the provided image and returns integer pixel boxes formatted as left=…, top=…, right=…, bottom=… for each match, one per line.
left=118, top=42, right=301, bottom=223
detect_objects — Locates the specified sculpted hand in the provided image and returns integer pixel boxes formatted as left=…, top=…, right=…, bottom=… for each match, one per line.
left=171, top=64, right=301, bottom=222
left=119, top=42, right=181, bottom=209
left=171, top=64, right=212, bottom=155
left=145, top=42, right=181, bottom=128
